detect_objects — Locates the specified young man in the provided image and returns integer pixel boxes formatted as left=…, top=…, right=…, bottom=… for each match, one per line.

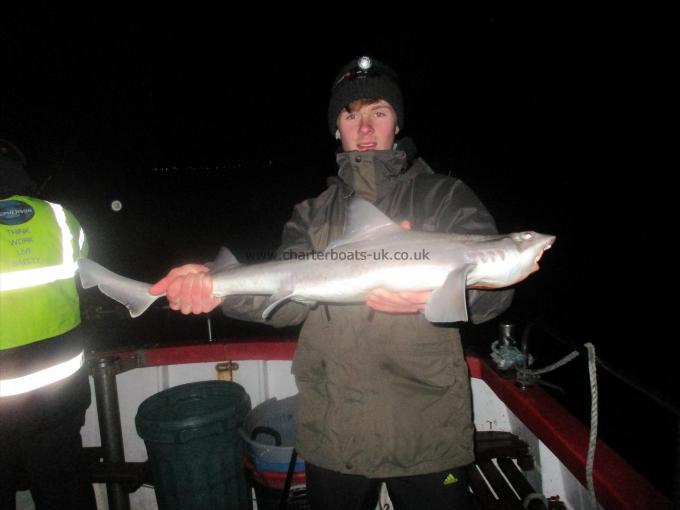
left=151, top=56, right=512, bottom=509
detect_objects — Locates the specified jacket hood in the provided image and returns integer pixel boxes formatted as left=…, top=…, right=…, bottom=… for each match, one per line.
left=331, top=137, right=420, bottom=202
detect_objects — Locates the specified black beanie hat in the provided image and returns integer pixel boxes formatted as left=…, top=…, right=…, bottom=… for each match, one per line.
left=327, top=56, right=404, bottom=135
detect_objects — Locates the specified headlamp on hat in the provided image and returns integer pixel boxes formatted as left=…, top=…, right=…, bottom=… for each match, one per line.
left=327, top=56, right=404, bottom=135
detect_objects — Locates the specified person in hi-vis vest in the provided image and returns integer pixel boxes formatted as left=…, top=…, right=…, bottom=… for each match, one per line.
left=0, top=140, right=96, bottom=510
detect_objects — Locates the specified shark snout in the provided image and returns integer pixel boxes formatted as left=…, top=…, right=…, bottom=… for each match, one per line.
left=532, top=235, right=556, bottom=269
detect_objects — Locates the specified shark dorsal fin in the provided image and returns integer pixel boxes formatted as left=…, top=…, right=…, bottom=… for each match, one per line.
left=326, top=198, right=403, bottom=250
left=211, top=247, right=241, bottom=272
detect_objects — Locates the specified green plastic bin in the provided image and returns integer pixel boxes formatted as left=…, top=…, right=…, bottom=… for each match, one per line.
left=135, top=380, right=252, bottom=510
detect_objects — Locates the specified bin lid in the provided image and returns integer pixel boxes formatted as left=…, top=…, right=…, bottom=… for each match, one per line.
left=136, top=380, right=251, bottom=443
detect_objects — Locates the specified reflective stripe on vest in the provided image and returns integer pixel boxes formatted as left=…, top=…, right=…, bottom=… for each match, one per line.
left=0, top=350, right=84, bottom=397
left=0, top=202, right=80, bottom=292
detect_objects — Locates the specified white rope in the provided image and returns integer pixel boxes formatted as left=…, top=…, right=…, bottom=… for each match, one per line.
left=514, top=350, right=579, bottom=388
left=529, top=350, right=580, bottom=375
left=516, top=343, right=599, bottom=508
left=585, top=342, right=599, bottom=509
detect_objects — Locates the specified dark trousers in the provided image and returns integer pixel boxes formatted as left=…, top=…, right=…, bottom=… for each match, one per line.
left=305, top=462, right=471, bottom=510
left=0, top=367, right=96, bottom=510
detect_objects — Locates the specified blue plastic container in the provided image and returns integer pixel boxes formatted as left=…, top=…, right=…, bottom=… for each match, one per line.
left=239, top=395, right=305, bottom=474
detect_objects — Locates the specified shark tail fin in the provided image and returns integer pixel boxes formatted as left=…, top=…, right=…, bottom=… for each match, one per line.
left=78, top=258, right=160, bottom=318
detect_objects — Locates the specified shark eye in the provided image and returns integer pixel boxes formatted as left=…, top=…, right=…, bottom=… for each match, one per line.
left=522, top=232, right=534, bottom=240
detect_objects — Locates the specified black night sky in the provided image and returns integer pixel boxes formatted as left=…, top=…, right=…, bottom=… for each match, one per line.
left=1, top=10, right=675, bottom=495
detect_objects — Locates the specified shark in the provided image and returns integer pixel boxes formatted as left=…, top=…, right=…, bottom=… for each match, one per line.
left=77, top=198, right=555, bottom=323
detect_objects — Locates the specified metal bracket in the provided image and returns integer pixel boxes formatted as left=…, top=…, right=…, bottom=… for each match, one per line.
left=216, top=361, right=239, bottom=381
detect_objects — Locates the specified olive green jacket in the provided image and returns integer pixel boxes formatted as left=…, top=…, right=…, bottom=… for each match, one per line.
left=222, top=147, right=513, bottom=477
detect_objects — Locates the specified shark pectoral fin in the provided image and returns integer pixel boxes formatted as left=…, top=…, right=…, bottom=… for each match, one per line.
left=424, top=268, right=470, bottom=323
left=77, top=258, right=160, bottom=318
left=262, top=289, right=296, bottom=320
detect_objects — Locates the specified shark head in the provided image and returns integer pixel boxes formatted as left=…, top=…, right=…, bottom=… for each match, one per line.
left=466, top=231, right=556, bottom=289
left=512, top=231, right=556, bottom=275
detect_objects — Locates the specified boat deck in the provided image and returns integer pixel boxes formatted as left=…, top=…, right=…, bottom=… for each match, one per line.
left=15, top=338, right=671, bottom=509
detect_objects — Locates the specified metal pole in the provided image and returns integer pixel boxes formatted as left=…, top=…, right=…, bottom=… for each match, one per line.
left=92, top=356, right=130, bottom=510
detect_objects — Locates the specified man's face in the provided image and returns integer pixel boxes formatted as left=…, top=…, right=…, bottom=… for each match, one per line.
left=336, top=99, right=399, bottom=152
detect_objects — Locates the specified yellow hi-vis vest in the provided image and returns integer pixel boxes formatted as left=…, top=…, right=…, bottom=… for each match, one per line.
left=0, top=195, right=88, bottom=350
